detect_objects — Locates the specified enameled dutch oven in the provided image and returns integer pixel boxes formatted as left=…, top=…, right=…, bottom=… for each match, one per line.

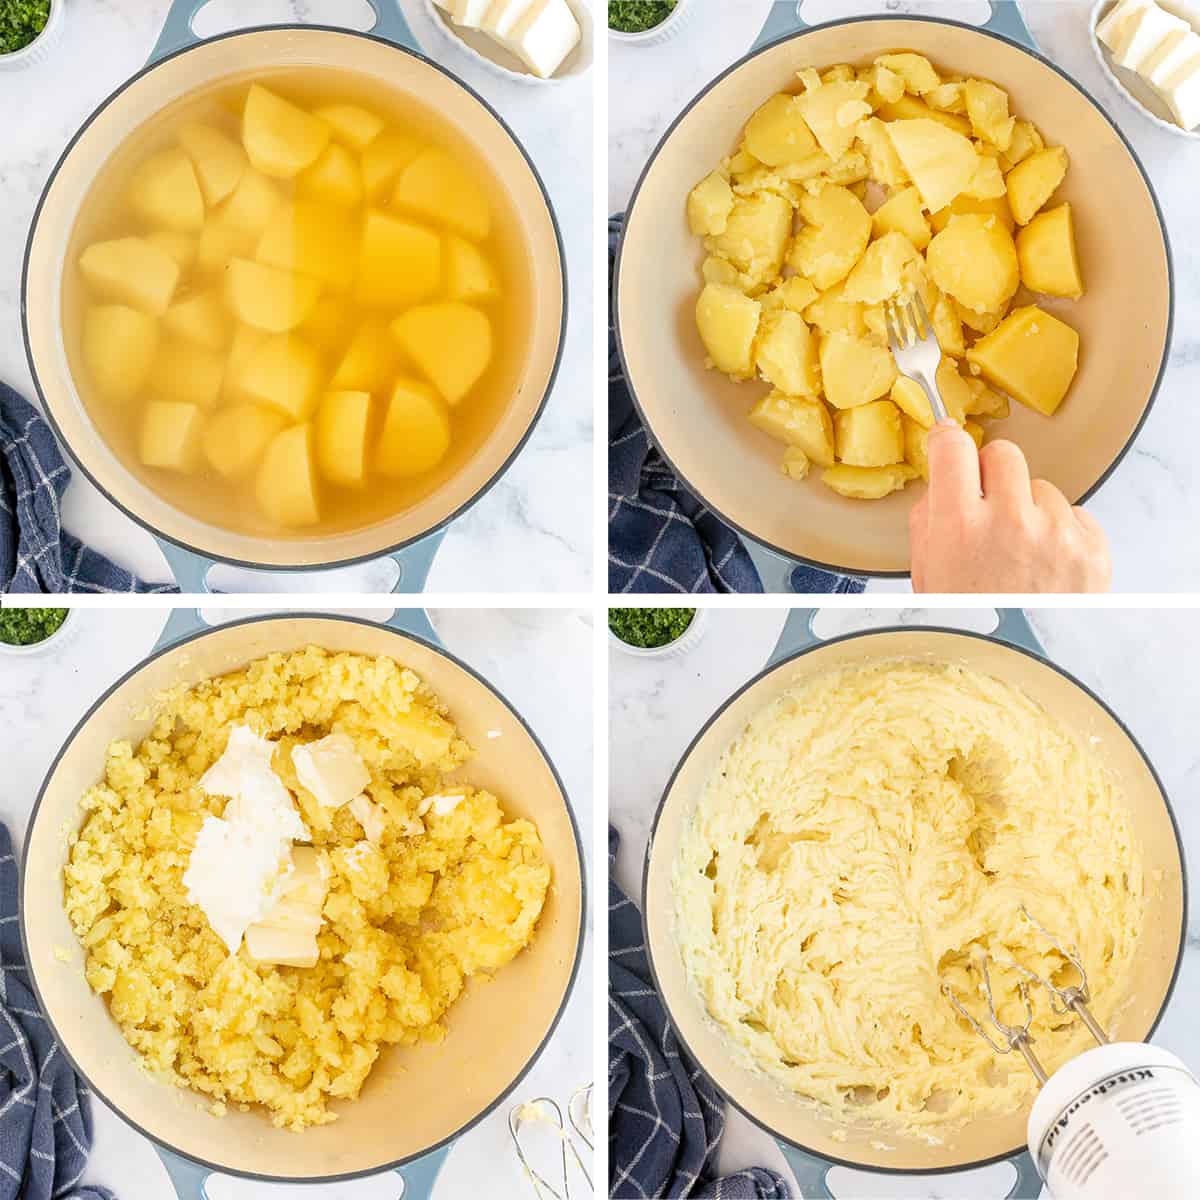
left=21, top=609, right=585, bottom=1197
left=615, top=1, right=1173, bottom=588
left=23, top=0, right=567, bottom=593
left=643, top=608, right=1187, bottom=1197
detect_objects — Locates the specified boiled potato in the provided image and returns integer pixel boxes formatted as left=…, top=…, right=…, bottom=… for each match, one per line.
left=747, top=391, right=835, bottom=466
left=797, top=78, right=871, bottom=159
left=313, top=103, right=384, bottom=151
left=1006, top=146, right=1068, bottom=225
left=875, top=52, right=940, bottom=95
left=821, top=462, right=916, bottom=498
left=163, top=289, right=230, bottom=350
left=963, top=375, right=1010, bottom=418
left=238, top=334, right=323, bottom=420
left=227, top=258, right=321, bottom=333
left=1016, top=203, right=1083, bottom=299
left=356, top=211, right=441, bottom=308
left=963, top=79, right=1015, bottom=150
left=871, top=186, right=931, bottom=250
left=201, top=404, right=286, bottom=479
left=446, top=235, right=500, bottom=302
left=687, top=171, right=735, bottom=236
left=755, top=311, right=820, bottom=397
left=146, top=231, right=197, bottom=273
left=743, top=94, right=818, bottom=165
left=931, top=292, right=966, bottom=356
left=857, top=117, right=910, bottom=190
left=392, top=303, right=492, bottom=404
left=803, top=282, right=867, bottom=339
left=702, top=255, right=742, bottom=287
left=331, top=319, right=401, bottom=393
left=820, top=332, right=897, bottom=409
left=930, top=191, right=1014, bottom=234
left=956, top=298, right=1008, bottom=335
left=781, top=446, right=810, bottom=480
left=146, top=337, right=223, bottom=409
left=926, top=81, right=966, bottom=113
left=926, top=214, right=1019, bottom=314
left=257, top=200, right=357, bottom=290
left=315, top=390, right=371, bottom=487
left=242, top=84, right=329, bottom=179
left=871, top=63, right=906, bottom=104
left=769, top=276, right=820, bottom=313
left=255, top=423, right=320, bottom=526
left=878, top=94, right=972, bottom=136
left=1000, top=120, right=1044, bottom=170
left=696, top=283, right=761, bottom=378
left=177, top=122, right=247, bottom=207
left=708, top=191, right=792, bottom=286
left=890, top=375, right=937, bottom=428
left=834, top=399, right=904, bottom=466
left=194, top=220, right=254, bottom=276
left=376, top=379, right=451, bottom=477
left=966, top=305, right=1079, bottom=416
left=78, top=237, right=179, bottom=316
left=220, top=169, right=283, bottom=235
left=82, top=305, right=158, bottom=403
left=394, top=147, right=490, bottom=241
left=298, top=144, right=363, bottom=209
left=886, top=118, right=977, bottom=213
left=140, top=401, right=203, bottom=472
left=221, top=324, right=268, bottom=404
left=789, top=185, right=871, bottom=290
left=842, top=231, right=922, bottom=303
left=362, top=130, right=425, bottom=201
left=128, top=148, right=205, bottom=234
left=299, top=296, right=355, bottom=353
left=903, top=412, right=931, bottom=477
left=965, top=154, right=1007, bottom=201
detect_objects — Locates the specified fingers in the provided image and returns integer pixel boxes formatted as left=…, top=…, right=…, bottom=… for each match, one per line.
left=909, top=496, right=928, bottom=592
left=978, top=440, right=1032, bottom=509
left=1030, top=478, right=1074, bottom=525
left=1072, top=505, right=1107, bottom=544
left=926, top=423, right=981, bottom=511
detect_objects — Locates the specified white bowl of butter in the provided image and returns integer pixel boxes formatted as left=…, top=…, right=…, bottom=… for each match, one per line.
left=1091, top=0, right=1200, bottom=137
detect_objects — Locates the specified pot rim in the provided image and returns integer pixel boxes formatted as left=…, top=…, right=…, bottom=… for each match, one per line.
left=640, top=622, right=1189, bottom=1176
left=19, top=611, right=587, bottom=1184
left=21, top=23, right=568, bottom=575
left=612, top=13, right=1176, bottom=581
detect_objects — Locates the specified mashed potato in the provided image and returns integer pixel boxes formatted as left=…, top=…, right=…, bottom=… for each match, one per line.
left=673, top=659, right=1143, bottom=1130
left=63, top=646, right=549, bottom=1130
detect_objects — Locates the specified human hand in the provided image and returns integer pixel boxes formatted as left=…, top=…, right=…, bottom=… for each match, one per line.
left=909, top=424, right=1111, bottom=593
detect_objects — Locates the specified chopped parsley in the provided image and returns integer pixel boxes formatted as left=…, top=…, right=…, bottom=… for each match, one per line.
left=0, top=1, right=50, bottom=55
left=609, top=1, right=676, bottom=34
left=610, top=607, right=694, bottom=649
left=0, top=607, right=67, bottom=646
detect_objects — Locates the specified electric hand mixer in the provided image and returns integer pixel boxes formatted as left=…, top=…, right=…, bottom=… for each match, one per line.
left=944, top=909, right=1200, bottom=1200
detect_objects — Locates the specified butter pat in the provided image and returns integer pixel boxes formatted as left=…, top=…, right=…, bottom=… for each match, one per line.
left=416, top=791, right=466, bottom=817
left=1097, top=0, right=1153, bottom=50
left=481, top=0, right=538, bottom=42
left=451, top=0, right=492, bottom=27
left=200, top=725, right=308, bottom=842
left=1160, top=55, right=1200, bottom=128
left=348, top=794, right=388, bottom=844
left=1111, top=1, right=1190, bottom=70
left=291, top=732, right=370, bottom=809
left=508, top=0, right=580, bottom=79
left=244, top=846, right=330, bottom=969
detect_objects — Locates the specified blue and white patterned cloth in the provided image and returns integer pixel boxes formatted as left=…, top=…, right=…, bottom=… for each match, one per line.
left=1, top=383, right=171, bottom=594
left=609, top=828, right=790, bottom=1200
left=608, top=217, right=864, bottom=596
left=0, top=825, right=115, bottom=1200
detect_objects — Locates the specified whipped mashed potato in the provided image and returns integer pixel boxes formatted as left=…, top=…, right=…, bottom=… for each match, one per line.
left=673, top=659, right=1144, bottom=1129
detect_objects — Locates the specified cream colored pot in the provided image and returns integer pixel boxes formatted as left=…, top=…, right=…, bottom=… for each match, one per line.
left=643, top=610, right=1186, bottom=1197
left=615, top=2, right=1172, bottom=584
left=21, top=610, right=585, bottom=1197
left=23, top=0, right=566, bottom=592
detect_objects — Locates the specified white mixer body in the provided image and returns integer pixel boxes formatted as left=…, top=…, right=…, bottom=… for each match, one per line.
left=1027, top=1043, right=1200, bottom=1200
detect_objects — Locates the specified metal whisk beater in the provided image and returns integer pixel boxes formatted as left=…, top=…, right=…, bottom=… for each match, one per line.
left=508, top=1083, right=593, bottom=1199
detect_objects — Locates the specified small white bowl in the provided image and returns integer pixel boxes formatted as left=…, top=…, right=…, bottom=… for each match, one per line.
left=608, top=607, right=707, bottom=659
left=608, top=0, right=697, bottom=45
left=421, top=0, right=594, bottom=85
left=1090, top=0, right=1200, bottom=139
left=0, top=0, right=64, bottom=72
left=0, top=608, right=75, bottom=656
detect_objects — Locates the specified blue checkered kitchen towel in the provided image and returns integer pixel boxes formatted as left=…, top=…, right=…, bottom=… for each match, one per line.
left=609, top=828, right=789, bottom=1200
left=608, top=217, right=864, bottom=596
left=0, top=825, right=114, bottom=1200
left=1, top=382, right=171, bottom=594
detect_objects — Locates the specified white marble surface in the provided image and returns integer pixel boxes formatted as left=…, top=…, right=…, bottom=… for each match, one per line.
left=0, top=0, right=593, bottom=594
left=0, top=606, right=594, bottom=1199
left=609, top=606, right=1200, bottom=1198
left=610, top=0, right=1200, bottom=594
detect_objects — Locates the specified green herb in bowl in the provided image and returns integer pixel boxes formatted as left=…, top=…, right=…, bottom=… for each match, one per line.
left=609, top=1, right=676, bottom=35
left=0, top=607, right=67, bottom=646
left=0, top=1, right=50, bottom=55
left=610, top=607, right=695, bottom=649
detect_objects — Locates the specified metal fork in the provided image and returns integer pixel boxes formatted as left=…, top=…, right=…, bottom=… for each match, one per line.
left=884, top=291, right=950, bottom=425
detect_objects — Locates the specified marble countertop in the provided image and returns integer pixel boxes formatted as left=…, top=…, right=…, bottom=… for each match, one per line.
left=0, top=0, right=593, bottom=594
left=0, top=605, right=593, bottom=1199
left=609, top=606, right=1200, bottom=1198
left=610, top=0, right=1200, bottom=594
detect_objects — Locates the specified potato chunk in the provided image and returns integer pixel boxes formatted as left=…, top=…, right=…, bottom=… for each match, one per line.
left=875, top=52, right=941, bottom=95
left=446, top=235, right=501, bottom=302
left=140, top=401, right=203, bottom=471
left=878, top=94, right=972, bottom=136
left=201, top=404, right=286, bottom=479
left=963, top=79, right=1015, bottom=150
left=781, top=447, right=810, bottom=480
left=315, top=390, right=371, bottom=487
left=926, top=214, right=1019, bottom=314
left=391, top=303, right=492, bottom=404
left=146, top=337, right=223, bottom=410
left=834, top=399, right=904, bottom=466
left=128, top=148, right=205, bottom=234
left=821, top=462, right=916, bottom=498
left=242, top=84, right=329, bottom=179
left=163, top=289, right=230, bottom=351
left=743, top=94, right=818, bottom=165
left=177, top=122, right=247, bottom=207
left=1016, top=203, right=1083, bottom=299
left=78, top=237, right=180, bottom=316
left=1006, top=146, right=1068, bottom=225
left=886, top=119, right=977, bottom=213
left=394, top=147, right=490, bottom=240
left=298, top=144, right=363, bottom=209
left=930, top=192, right=1014, bottom=234
left=220, top=169, right=283, bottom=236
left=797, top=78, right=872, bottom=160
left=256, top=423, right=320, bottom=527
left=226, top=258, right=321, bottom=333
left=82, top=306, right=159, bottom=403
left=820, top=332, right=897, bottom=409
left=871, top=187, right=931, bottom=251
left=966, top=305, right=1079, bottom=416
left=856, top=117, right=910, bottom=190
left=257, top=200, right=357, bottom=290
left=789, top=185, right=871, bottom=290
left=748, top=391, right=835, bottom=466
left=355, top=211, right=441, bottom=309
left=146, top=232, right=197, bottom=273
left=707, top=191, right=793, bottom=286
left=362, top=130, right=424, bottom=201
left=696, top=283, right=761, bottom=378
left=331, top=320, right=401, bottom=393
left=755, top=310, right=820, bottom=397
left=239, top=334, right=323, bottom=420
left=376, top=379, right=451, bottom=477
left=313, top=103, right=384, bottom=151
left=687, top=171, right=735, bottom=236
left=842, top=231, right=922, bottom=303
